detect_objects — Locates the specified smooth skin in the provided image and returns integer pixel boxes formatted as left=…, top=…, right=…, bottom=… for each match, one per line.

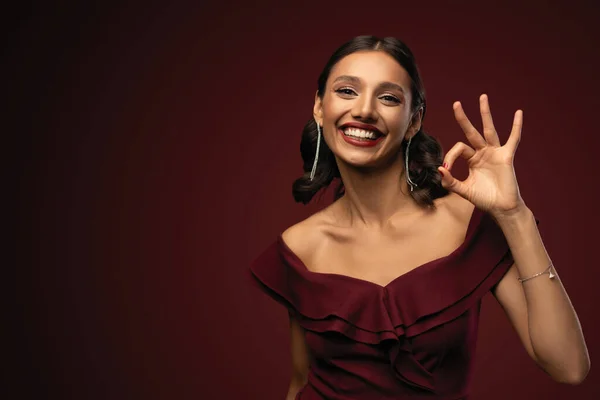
left=283, top=51, right=589, bottom=399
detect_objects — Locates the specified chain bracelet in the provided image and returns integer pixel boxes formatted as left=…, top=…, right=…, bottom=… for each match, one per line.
left=517, top=262, right=556, bottom=283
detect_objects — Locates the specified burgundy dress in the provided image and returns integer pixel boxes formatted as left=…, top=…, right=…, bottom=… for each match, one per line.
left=249, top=207, right=527, bottom=399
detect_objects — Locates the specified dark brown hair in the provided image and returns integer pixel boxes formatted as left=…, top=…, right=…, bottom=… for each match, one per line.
left=292, top=35, right=449, bottom=207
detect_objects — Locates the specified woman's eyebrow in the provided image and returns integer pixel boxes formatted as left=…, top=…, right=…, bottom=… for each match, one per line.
left=333, top=75, right=361, bottom=85
left=378, top=81, right=405, bottom=94
left=332, top=75, right=405, bottom=94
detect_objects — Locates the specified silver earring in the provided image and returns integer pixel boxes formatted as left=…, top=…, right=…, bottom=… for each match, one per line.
left=405, top=136, right=417, bottom=192
left=310, top=122, right=322, bottom=181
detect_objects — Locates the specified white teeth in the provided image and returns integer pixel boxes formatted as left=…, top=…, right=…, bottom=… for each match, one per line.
left=343, top=128, right=378, bottom=139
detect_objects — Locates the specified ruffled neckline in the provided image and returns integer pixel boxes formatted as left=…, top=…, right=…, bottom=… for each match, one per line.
left=276, top=205, right=483, bottom=290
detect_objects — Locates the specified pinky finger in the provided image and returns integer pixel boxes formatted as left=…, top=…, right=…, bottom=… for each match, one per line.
left=505, top=110, right=523, bottom=153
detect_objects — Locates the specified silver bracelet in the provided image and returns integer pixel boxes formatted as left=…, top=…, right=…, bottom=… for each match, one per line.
left=517, top=262, right=556, bottom=283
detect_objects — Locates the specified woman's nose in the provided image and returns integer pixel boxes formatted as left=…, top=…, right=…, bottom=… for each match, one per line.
left=351, top=94, right=378, bottom=121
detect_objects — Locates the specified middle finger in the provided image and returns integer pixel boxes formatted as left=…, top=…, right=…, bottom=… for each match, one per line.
left=453, top=101, right=487, bottom=149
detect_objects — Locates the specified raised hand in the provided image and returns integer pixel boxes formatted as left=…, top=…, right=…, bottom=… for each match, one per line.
left=437, top=94, right=526, bottom=217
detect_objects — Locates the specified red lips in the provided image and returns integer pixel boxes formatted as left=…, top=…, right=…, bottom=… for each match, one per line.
left=338, top=122, right=385, bottom=148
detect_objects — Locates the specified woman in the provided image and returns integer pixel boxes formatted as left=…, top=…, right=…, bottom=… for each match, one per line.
left=249, top=36, right=589, bottom=399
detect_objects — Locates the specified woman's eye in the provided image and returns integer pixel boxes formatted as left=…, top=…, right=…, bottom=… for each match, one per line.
left=380, top=95, right=401, bottom=104
left=335, top=88, right=356, bottom=96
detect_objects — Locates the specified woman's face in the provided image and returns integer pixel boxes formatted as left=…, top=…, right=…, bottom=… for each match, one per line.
left=314, top=50, right=422, bottom=169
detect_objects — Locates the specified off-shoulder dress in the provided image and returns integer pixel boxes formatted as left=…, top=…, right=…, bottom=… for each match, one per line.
left=249, top=207, right=529, bottom=399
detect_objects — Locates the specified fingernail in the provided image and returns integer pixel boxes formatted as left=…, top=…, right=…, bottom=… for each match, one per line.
left=443, top=162, right=448, bottom=169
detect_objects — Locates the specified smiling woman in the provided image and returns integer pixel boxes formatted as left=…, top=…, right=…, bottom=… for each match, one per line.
left=292, top=37, right=447, bottom=206
left=248, top=36, right=589, bottom=400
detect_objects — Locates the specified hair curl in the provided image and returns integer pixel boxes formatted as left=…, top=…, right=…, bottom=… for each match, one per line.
left=292, top=35, right=449, bottom=207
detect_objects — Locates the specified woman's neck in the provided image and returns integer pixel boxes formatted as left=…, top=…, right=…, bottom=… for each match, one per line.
left=336, top=156, right=423, bottom=230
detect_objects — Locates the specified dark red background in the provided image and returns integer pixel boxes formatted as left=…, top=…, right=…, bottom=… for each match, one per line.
left=10, top=1, right=600, bottom=399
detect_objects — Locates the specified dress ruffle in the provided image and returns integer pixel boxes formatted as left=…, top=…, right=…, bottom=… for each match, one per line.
left=248, top=207, right=537, bottom=393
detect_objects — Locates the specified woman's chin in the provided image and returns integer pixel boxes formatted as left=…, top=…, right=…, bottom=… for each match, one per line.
left=337, top=154, right=386, bottom=171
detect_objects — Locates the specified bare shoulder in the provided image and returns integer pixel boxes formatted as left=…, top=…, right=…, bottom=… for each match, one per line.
left=281, top=217, right=318, bottom=257
left=281, top=206, right=336, bottom=265
left=435, top=192, right=476, bottom=224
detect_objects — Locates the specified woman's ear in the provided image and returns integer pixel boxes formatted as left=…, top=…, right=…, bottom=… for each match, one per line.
left=313, top=91, right=323, bottom=125
left=408, top=107, right=423, bottom=137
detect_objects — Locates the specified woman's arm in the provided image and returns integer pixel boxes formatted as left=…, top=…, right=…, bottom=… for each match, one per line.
left=492, top=206, right=590, bottom=384
left=286, top=312, right=310, bottom=400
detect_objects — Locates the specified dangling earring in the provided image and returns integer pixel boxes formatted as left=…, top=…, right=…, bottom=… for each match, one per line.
left=405, top=136, right=418, bottom=192
left=310, top=122, right=322, bottom=181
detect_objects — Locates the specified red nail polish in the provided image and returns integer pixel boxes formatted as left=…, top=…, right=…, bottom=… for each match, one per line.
left=443, top=162, right=448, bottom=169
